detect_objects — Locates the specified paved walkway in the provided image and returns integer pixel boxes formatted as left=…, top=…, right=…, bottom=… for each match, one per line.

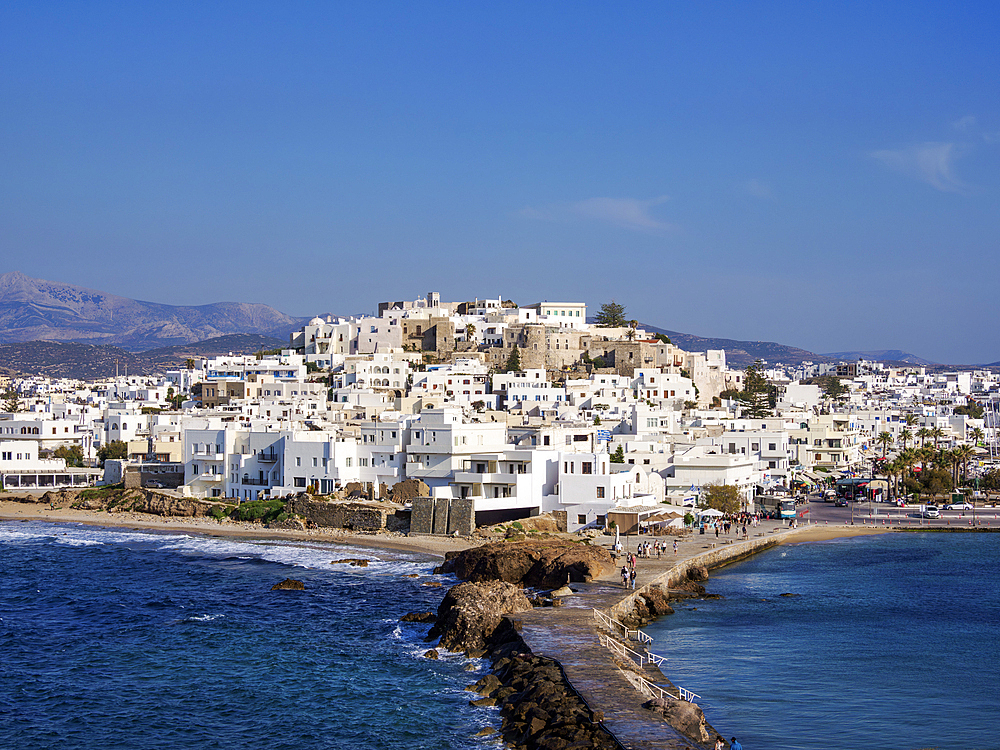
left=517, top=520, right=794, bottom=749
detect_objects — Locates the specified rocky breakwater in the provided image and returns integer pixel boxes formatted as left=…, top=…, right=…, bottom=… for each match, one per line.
left=417, top=540, right=618, bottom=749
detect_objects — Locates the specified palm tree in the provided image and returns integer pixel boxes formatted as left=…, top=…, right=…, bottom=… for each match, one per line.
left=916, top=427, right=930, bottom=448
left=899, top=428, right=913, bottom=451
left=970, top=426, right=985, bottom=447
left=953, top=444, right=976, bottom=486
left=930, top=426, right=945, bottom=448
left=876, top=431, right=893, bottom=458
left=904, top=413, right=919, bottom=428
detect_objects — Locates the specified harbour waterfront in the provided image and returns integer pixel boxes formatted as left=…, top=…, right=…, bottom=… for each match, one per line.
left=643, top=532, right=1000, bottom=750
left=0, top=520, right=501, bottom=750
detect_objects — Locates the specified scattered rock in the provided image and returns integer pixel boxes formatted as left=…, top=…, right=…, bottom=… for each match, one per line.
left=780, top=592, right=799, bottom=597
left=469, top=673, right=502, bottom=696
left=469, top=696, right=497, bottom=707
left=271, top=578, right=305, bottom=591
left=403, top=573, right=420, bottom=578
left=423, top=649, right=439, bottom=660
left=474, top=727, right=497, bottom=737
left=550, top=585, right=574, bottom=597
left=331, top=558, right=370, bottom=567
left=686, top=565, right=709, bottom=582
left=422, top=581, right=442, bottom=587
left=401, top=611, right=436, bottom=623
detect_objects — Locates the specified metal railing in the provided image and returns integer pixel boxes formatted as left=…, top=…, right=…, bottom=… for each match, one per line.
left=632, top=671, right=701, bottom=704
left=599, top=633, right=667, bottom=668
left=592, top=608, right=653, bottom=644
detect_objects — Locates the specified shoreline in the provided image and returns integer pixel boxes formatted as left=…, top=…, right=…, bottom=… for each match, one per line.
left=0, top=499, right=476, bottom=559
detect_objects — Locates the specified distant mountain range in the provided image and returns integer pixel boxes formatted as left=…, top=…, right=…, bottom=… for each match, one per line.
left=0, top=272, right=960, bottom=376
left=0, top=271, right=306, bottom=351
left=0, top=334, right=288, bottom=380
left=640, top=324, right=833, bottom=368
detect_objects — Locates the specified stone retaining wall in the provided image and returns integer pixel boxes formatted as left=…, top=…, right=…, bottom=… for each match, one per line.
left=608, top=528, right=798, bottom=622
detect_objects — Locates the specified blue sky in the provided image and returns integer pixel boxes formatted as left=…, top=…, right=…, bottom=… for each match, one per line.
left=2, top=2, right=998, bottom=364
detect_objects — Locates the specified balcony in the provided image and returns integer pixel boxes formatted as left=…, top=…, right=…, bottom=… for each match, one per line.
left=257, top=451, right=278, bottom=462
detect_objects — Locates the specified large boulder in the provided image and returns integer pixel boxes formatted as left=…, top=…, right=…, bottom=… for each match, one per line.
left=428, top=580, right=532, bottom=653
left=435, top=540, right=613, bottom=588
left=643, top=697, right=710, bottom=744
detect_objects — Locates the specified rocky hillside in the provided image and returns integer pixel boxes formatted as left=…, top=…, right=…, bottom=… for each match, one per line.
left=641, top=323, right=832, bottom=368
left=0, top=334, right=288, bottom=380
left=0, top=271, right=305, bottom=351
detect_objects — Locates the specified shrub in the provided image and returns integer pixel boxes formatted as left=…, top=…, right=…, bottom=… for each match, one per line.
left=229, top=498, right=287, bottom=524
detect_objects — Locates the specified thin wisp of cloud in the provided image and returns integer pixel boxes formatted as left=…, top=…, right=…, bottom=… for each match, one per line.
left=520, top=195, right=673, bottom=231
left=870, top=142, right=965, bottom=193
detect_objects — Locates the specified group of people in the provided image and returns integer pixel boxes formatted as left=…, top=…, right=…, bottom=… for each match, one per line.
left=715, top=738, right=743, bottom=750
left=620, top=562, right=636, bottom=589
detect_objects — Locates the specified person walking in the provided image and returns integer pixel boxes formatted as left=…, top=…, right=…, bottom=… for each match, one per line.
left=673, top=539, right=678, bottom=555
left=731, top=738, right=743, bottom=750
left=715, top=738, right=725, bottom=750
left=630, top=568, right=637, bottom=590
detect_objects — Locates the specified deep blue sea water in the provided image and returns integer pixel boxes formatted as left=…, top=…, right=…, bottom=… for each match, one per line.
left=644, top=532, right=1000, bottom=750
left=0, top=521, right=501, bottom=750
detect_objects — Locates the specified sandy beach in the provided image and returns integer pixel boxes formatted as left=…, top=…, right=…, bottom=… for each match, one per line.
left=782, top=524, right=893, bottom=543
left=0, top=498, right=477, bottom=559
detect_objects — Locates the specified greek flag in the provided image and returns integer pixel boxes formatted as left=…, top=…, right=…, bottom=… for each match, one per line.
left=596, top=430, right=611, bottom=442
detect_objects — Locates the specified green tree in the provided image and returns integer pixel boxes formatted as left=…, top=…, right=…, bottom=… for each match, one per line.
left=504, top=344, right=522, bottom=373
left=2, top=391, right=21, bottom=413
left=701, top=483, right=742, bottom=514
left=817, top=375, right=847, bottom=400
left=899, top=428, right=913, bottom=450
left=610, top=445, right=625, bottom=463
left=471, top=400, right=486, bottom=412
left=970, top=426, right=985, bottom=446
left=654, top=333, right=671, bottom=344
left=97, top=440, right=128, bottom=467
left=53, top=444, right=85, bottom=467
left=953, top=444, right=975, bottom=485
left=916, top=427, right=930, bottom=447
left=185, top=358, right=196, bottom=370
left=876, top=431, right=893, bottom=458
left=595, top=300, right=627, bottom=327
left=740, top=360, right=772, bottom=418
left=593, top=415, right=602, bottom=425
left=954, top=402, right=984, bottom=419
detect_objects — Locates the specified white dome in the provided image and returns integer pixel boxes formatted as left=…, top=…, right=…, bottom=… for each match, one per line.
left=309, top=316, right=325, bottom=326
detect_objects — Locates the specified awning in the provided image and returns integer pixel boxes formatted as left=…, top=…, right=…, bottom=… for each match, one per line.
left=697, top=508, right=724, bottom=517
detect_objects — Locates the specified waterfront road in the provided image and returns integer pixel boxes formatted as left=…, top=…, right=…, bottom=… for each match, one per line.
left=800, top=495, right=1000, bottom=529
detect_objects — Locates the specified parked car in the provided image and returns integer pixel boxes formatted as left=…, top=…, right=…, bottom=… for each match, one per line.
left=834, top=498, right=848, bottom=507
left=922, top=505, right=940, bottom=519
left=146, top=480, right=164, bottom=489
left=944, top=502, right=973, bottom=511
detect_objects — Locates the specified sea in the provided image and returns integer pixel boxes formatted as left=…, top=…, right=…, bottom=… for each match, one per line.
left=644, top=532, right=1000, bottom=750
left=0, top=521, right=501, bottom=750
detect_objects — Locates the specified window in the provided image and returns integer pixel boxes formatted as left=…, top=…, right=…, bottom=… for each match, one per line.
left=577, top=514, right=587, bottom=525
left=769, top=443, right=777, bottom=451
left=582, top=462, right=593, bottom=475
left=294, top=477, right=306, bottom=488
left=345, top=458, right=352, bottom=467
left=596, top=486, right=605, bottom=499
left=296, top=457, right=301, bottom=466
left=312, top=457, right=318, bottom=467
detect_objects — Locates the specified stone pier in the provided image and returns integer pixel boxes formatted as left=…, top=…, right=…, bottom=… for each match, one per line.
left=515, top=525, right=801, bottom=749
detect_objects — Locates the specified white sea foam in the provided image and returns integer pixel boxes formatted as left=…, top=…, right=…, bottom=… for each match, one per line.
left=1, top=520, right=441, bottom=582
left=186, top=614, right=224, bottom=622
